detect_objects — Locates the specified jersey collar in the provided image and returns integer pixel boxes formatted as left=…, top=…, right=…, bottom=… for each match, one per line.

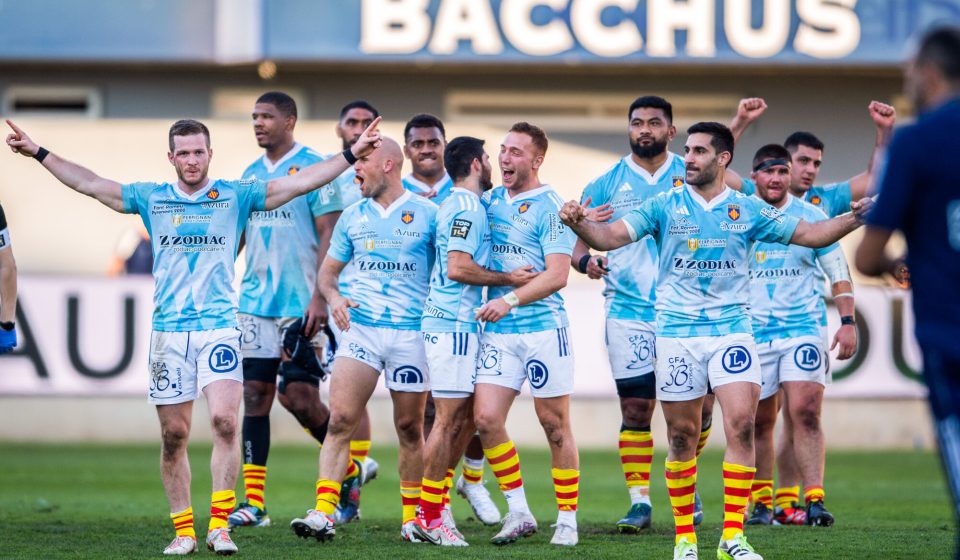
left=623, top=151, right=681, bottom=184
left=369, top=189, right=413, bottom=218
left=685, top=184, right=732, bottom=211
left=505, top=184, right=553, bottom=204
left=404, top=172, right=451, bottom=194
left=450, top=186, right=480, bottom=200
left=261, top=142, right=304, bottom=174
left=752, top=192, right=795, bottom=212
left=174, top=178, right=213, bottom=201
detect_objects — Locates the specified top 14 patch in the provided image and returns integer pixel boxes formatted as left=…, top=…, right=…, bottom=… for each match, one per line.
left=451, top=218, right=472, bottom=238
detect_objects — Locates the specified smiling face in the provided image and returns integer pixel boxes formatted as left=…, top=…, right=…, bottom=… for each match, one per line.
left=168, top=133, right=211, bottom=188
left=252, top=102, right=294, bottom=151
left=753, top=162, right=792, bottom=206
left=628, top=107, right=675, bottom=159
left=683, top=133, right=728, bottom=187
left=404, top=126, right=446, bottom=179
left=499, top=131, right=542, bottom=191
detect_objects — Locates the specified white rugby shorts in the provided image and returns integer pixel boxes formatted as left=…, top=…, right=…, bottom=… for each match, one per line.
left=423, top=331, right=479, bottom=398
left=655, top=333, right=761, bottom=401
left=148, top=327, right=243, bottom=405
left=475, top=327, right=574, bottom=398
left=605, top=318, right=657, bottom=379
left=334, top=323, right=428, bottom=393
left=757, top=335, right=828, bottom=400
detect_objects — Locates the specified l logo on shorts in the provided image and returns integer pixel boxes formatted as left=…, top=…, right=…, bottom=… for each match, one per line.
left=393, top=365, right=424, bottom=384
left=209, top=344, right=239, bottom=373
left=526, top=359, right=549, bottom=389
left=794, top=344, right=822, bottom=371
left=721, top=346, right=751, bottom=374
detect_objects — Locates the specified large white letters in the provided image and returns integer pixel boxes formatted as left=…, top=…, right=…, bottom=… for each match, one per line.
left=429, top=0, right=503, bottom=55
left=647, top=0, right=716, bottom=57
left=724, top=0, right=790, bottom=58
left=360, top=0, right=431, bottom=54
left=500, top=0, right=574, bottom=56
left=571, top=0, right=643, bottom=57
left=794, top=0, right=860, bottom=59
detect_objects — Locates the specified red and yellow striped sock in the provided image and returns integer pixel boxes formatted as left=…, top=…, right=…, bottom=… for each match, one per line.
left=350, top=440, right=371, bottom=462
left=484, top=440, right=523, bottom=491
left=208, top=490, right=235, bottom=532
left=696, top=423, right=712, bottom=458
left=552, top=468, right=579, bottom=511
left=665, top=458, right=697, bottom=545
left=461, top=458, right=483, bottom=485
left=721, top=462, right=755, bottom=541
left=315, top=479, right=340, bottom=516
left=242, top=464, right=267, bottom=510
left=400, top=481, right=421, bottom=524
left=442, top=468, right=455, bottom=509
left=344, top=459, right=360, bottom=480
left=418, top=478, right=445, bottom=527
left=619, top=428, right=653, bottom=499
left=170, top=507, right=196, bottom=539
left=751, top=479, right=774, bottom=509
left=804, top=485, right=825, bottom=504
left=775, top=485, right=800, bottom=509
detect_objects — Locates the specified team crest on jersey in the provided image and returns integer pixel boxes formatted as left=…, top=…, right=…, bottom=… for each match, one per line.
left=518, top=201, right=532, bottom=214
left=809, top=195, right=822, bottom=206
left=401, top=210, right=415, bottom=224
left=206, top=187, right=220, bottom=200
left=727, top=204, right=741, bottom=221
left=287, top=165, right=301, bottom=175
left=687, top=238, right=698, bottom=251
left=755, top=250, right=766, bottom=263
left=672, top=176, right=684, bottom=188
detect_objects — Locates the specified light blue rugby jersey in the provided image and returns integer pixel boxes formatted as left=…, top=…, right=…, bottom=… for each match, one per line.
left=122, top=178, right=267, bottom=331
left=327, top=191, right=438, bottom=330
left=485, top=185, right=576, bottom=334
left=581, top=153, right=685, bottom=322
left=621, top=186, right=800, bottom=338
left=239, top=144, right=343, bottom=318
left=748, top=196, right=840, bottom=343
left=422, top=188, right=490, bottom=333
left=403, top=173, right=454, bottom=205
left=741, top=178, right=852, bottom=218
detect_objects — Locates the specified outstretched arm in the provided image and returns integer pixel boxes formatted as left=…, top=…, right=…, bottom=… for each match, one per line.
left=559, top=198, right=633, bottom=251
left=5, top=120, right=124, bottom=213
left=849, top=101, right=896, bottom=199
left=264, top=117, right=382, bottom=210
left=790, top=198, right=872, bottom=248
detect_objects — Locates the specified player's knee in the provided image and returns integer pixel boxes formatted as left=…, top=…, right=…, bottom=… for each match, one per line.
left=620, top=397, right=655, bottom=426
left=328, top=409, right=359, bottom=438
left=536, top=411, right=568, bottom=447
left=394, top=414, right=423, bottom=444
left=727, top=415, right=755, bottom=450
left=211, top=412, right=238, bottom=441
left=243, top=384, right=273, bottom=414
left=279, top=383, right=323, bottom=419
left=474, top=407, right=503, bottom=436
left=161, top=423, right=190, bottom=457
left=666, top=421, right=699, bottom=454
left=792, top=405, right=821, bottom=433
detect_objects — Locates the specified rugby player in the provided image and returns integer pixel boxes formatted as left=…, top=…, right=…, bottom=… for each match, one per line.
left=856, top=24, right=960, bottom=560
left=473, top=122, right=580, bottom=546
left=412, top=136, right=536, bottom=546
left=289, top=137, right=438, bottom=543
left=0, top=201, right=17, bottom=354
left=406, top=115, right=501, bottom=527
left=228, top=92, right=344, bottom=529
left=573, top=96, right=715, bottom=532
left=402, top=114, right=454, bottom=203
left=4, top=117, right=381, bottom=555
left=743, top=144, right=856, bottom=529
left=560, top=122, right=872, bottom=560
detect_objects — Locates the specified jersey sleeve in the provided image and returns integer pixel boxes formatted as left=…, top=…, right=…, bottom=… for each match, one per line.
left=749, top=198, right=801, bottom=244
left=308, top=184, right=344, bottom=217
left=237, top=179, right=268, bottom=215
left=326, top=210, right=354, bottom=263
left=740, top=177, right=757, bottom=196
left=580, top=174, right=610, bottom=206
left=819, top=181, right=853, bottom=217
left=447, top=206, right=484, bottom=256
left=540, top=205, right=576, bottom=256
left=121, top=182, right=156, bottom=215
left=621, top=194, right=664, bottom=241
left=867, top=127, right=918, bottom=232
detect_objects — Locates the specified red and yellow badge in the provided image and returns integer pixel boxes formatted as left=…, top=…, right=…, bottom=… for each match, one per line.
left=809, top=195, right=822, bottom=206
left=727, top=203, right=741, bottom=221
left=287, top=165, right=301, bottom=175
left=672, top=175, right=684, bottom=188
left=401, top=210, right=415, bottom=224
left=687, top=238, right=699, bottom=251
left=755, top=250, right=767, bottom=263
left=518, top=201, right=531, bottom=214
left=206, top=187, right=220, bottom=200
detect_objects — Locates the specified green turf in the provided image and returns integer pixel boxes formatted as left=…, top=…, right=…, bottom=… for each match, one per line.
left=0, top=443, right=953, bottom=559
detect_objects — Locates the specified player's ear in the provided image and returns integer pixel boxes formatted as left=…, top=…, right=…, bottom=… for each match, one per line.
left=167, top=151, right=175, bottom=165
left=668, top=124, right=677, bottom=140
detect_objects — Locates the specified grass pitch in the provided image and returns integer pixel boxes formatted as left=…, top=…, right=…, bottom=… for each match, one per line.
left=0, top=443, right=953, bottom=559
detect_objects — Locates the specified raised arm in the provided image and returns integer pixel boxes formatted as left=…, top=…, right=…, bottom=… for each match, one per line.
left=790, top=198, right=873, bottom=248
left=475, top=253, right=571, bottom=323
left=264, top=117, right=382, bottom=210
left=559, top=198, right=634, bottom=251
left=728, top=97, right=768, bottom=144
left=447, top=251, right=537, bottom=287
left=849, top=101, right=896, bottom=199
left=5, top=120, right=124, bottom=213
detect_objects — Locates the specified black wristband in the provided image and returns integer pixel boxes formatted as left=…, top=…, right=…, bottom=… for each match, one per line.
left=841, top=316, right=856, bottom=326
left=34, top=147, right=50, bottom=163
left=0, top=321, right=14, bottom=331
left=577, top=254, right=591, bottom=274
left=342, top=147, right=358, bottom=165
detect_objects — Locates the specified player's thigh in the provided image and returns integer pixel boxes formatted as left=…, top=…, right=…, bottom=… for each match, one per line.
left=756, top=339, right=785, bottom=402
left=606, top=318, right=656, bottom=379
left=148, top=330, right=198, bottom=405
left=780, top=380, right=825, bottom=423
left=475, top=332, right=526, bottom=393
left=706, top=333, right=762, bottom=393
left=238, top=313, right=281, bottom=359
left=383, top=329, right=429, bottom=393
left=423, top=331, right=478, bottom=398
left=655, top=336, right=709, bottom=402
left=328, top=354, right=380, bottom=425
left=521, top=327, right=575, bottom=399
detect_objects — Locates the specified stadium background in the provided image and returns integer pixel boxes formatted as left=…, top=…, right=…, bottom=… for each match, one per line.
left=0, top=0, right=955, bottom=449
